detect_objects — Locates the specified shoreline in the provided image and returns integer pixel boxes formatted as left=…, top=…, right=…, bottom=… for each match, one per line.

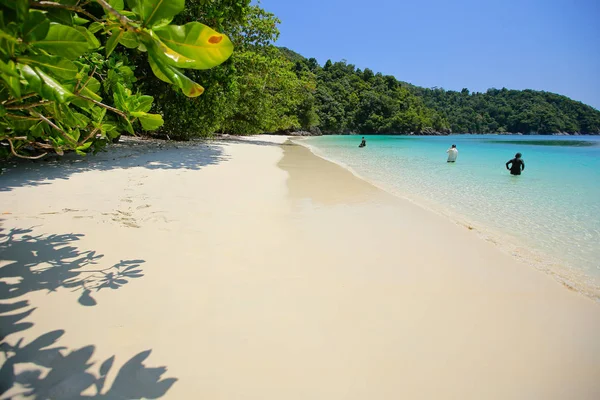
left=294, top=137, right=600, bottom=303
left=1, top=135, right=600, bottom=398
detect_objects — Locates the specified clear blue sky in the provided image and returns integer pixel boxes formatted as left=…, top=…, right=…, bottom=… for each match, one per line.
left=255, top=0, right=600, bottom=110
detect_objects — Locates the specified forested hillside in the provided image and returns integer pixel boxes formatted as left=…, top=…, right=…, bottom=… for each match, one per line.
left=282, top=48, right=600, bottom=135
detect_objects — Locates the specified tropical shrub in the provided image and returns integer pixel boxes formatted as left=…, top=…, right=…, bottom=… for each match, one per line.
left=0, top=0, right=233, bottom=159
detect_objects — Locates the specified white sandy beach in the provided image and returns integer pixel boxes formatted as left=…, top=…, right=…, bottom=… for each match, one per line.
left=1, top=135, right=599, bottom=399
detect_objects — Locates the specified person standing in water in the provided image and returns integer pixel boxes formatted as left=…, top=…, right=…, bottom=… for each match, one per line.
left=446, top=144, right=458, bottom=162
left=506, top=152, right=525, bottom=175
left=359, top=137, right=366, bottom=148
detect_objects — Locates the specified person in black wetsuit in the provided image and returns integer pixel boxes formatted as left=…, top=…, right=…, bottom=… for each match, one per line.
left=359, top=137, right=366, bottom=148
left=506, top=152, right=525, bottom=175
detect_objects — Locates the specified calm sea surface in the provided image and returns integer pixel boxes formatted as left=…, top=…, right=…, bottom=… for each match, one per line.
left=303, top=135, right=600, bottom=301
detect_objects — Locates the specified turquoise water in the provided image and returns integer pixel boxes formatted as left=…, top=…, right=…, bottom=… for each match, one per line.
left=303, top=135, right=600, bottom=301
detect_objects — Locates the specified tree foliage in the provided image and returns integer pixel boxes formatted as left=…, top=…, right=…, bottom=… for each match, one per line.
left=413, top=87, right=600, bottom=134
left=303, top=58, right=449, bottom=134
left=284, top=51, right=600, bottom=135
left=0, top=0, right=233, bottom=159
left=141, top=3, right=319, bottom=139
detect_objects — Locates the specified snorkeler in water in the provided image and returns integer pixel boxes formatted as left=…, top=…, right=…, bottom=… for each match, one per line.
left=506, top=152, right=525, bottom=175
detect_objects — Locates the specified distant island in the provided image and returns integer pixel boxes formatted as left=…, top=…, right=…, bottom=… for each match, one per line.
left=279, top=47, right=600, bottom=136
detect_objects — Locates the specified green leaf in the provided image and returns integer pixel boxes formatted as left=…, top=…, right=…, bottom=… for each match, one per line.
left=0, top=59, right=18, bottom=77
left=101, top=122, right=118, bottom=138
left=147, top=51, right=204, bottom=97
left=75, top=26, right=100, bottom=49
left=82, top=76, right=101, bottom=94
left=0, top=71, right=21, bottom=97
left=18, top=64, right=74, bottom=103
left=31, top=24, right=88, bottom=59
left=29, top=121, right=45, bottom=138
left=152, top=22, right=233, bottom=70
left=19, top=55, right=78, bottom=79
left=77, top=141, right=93, bottom=150
left=47, top=8, right=73, bottom=26
left=18, top=64, right=42, bottom=93
left=88, top=22, right=103, bottom=34
left=113, top=82, right=126, bottom=105
left=131, top=111, right=163, bottom=130
left=79, top=77, right=102, bottom=102
left=121, top=118, right=135, bottom=134
left=134, top=95, right=153, bottom=112
left=108, top=0, right=125, bottom=11
left=119, top=31, right=139, bottom=48
left=68, top=127, right=81, bottom=142
left=34, top=67, right=75, bottom=103
left=23, top=10, right=50, bottom=42
left=105, top=28, right=123, bottom=56
left=73, top=16, right=90, bottom=25
left=126, top=0, right=184, bottom=28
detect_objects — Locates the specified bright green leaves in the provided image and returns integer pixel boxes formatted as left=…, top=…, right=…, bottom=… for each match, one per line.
left=126, top=0, right=184, bottom=28
left=106, top=28, right=124, bottom=57
left=106, top=29, right=140, bottom=56
left=18, top=64, right=74, bottom=103
left=152, top=22, right=233, bottom=70
left=113, top=83, right=163, bottom=130
left=31, top=24, right=88, bottom=59
left=23, top=10, right=50, bottom=42
left=140, top=21, right=234, bottom=97
left=19, top=55, right=78, bottom=79
left=75, top=26, right=101, bottom=50
left=148, top=52, right=204, bottom=97
left=108, top=0, right=125, bottom=11
left=0, top=60, right=21, bottom=97
left=131, top=111, right=163, bottom=130
left=1, top=0, right=233, bottom=159
left=119, top=31, right=139, bottom=48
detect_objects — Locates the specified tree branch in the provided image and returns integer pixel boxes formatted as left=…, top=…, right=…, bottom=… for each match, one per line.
left=3, top=93, right=38, bottom=106
left=5, top=101, right=53, bottom=110
left=74, top=93, right=127, bottom=118
left=75, top=66, right=97, bottom=94
left=30, top=1, right=102, bottom=23
left=94, top=0, right=136, bottom=29
left=7, top=138, right=48, bottom=160
left=5, top=113, right=42, bottom=121
left=31, top=111, right=77, bottom=145
left=79, top=126, right=100, bottom=145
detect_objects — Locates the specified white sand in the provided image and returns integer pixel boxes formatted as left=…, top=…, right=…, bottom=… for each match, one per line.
left=1, top=135, right=599, bottom=399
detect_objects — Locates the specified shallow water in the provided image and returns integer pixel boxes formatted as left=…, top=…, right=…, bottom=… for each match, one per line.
left=304, top=134, right=600, bottom=301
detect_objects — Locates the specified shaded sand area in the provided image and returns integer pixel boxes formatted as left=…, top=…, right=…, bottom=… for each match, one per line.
left=1, top=136, right=599, bottom=399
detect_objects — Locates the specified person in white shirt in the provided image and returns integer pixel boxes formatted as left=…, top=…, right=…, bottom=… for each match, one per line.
left=446, top=144, right=458, bottom=162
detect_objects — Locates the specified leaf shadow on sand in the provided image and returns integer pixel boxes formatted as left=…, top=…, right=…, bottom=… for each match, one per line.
left=0, top=140, right=229, bottom=192
left=0, top=226, right=177, bottom=398
left=0, top=227, right=144, bottom=307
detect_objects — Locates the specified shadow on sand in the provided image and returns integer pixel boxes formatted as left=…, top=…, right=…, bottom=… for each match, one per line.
left=0, top=140, right=228, bottom=193
left=0, top=226, right=176, bottom=398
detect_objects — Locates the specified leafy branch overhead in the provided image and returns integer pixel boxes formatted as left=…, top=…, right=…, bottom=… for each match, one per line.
left=0, top=0, right=234, bottom=158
